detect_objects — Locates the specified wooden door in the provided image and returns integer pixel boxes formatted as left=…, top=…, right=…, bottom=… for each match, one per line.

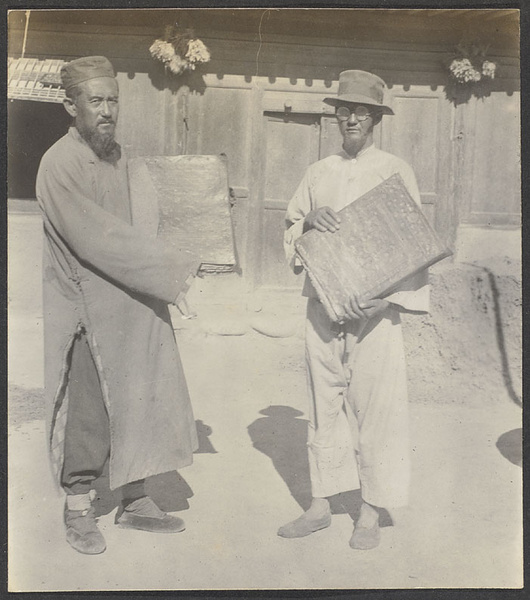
left=258, top=88, right=456, bottom=288
left=259, top=111, right=389, bottom=289
left=460, top=92, right=520, bottom=226
left=381, top=86, right=454, bottom=245
left=259, top=112, right=321, bottom=288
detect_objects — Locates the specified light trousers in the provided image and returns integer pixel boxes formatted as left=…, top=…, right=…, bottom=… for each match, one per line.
left=305, top=298, right=411, bottom=508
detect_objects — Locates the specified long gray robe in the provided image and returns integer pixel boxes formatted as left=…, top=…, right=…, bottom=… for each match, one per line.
left=36, top=127, right=200, bottom=490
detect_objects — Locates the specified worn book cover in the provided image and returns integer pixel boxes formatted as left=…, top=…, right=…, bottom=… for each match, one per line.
left=294, top=173, right=452, bottom=322
left=128, top=154, right=237, bottom=272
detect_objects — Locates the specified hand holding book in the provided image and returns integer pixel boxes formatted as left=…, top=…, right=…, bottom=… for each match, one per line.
left=338, top=295, right=389, bottom=322
left=304, top=206, right=341, bottom=233
left=294, top=174, right=452, bottom=323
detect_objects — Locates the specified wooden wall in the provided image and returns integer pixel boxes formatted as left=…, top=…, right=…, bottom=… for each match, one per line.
left=458, top=92, right=521, bottom=226
left=8, top=9, right=520, bottom=288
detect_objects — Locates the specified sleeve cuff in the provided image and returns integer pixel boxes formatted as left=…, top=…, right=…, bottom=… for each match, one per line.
left=385, top=270, right=430, bottom=313
left=284, top=219, right=307, bottom=272
left=386, top=286, right=430, bottom=313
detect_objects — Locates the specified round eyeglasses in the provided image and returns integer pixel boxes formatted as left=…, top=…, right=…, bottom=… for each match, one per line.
left=336, top=106, right=372, bottom=122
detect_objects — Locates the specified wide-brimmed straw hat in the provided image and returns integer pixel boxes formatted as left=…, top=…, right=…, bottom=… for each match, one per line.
left=324, top=70, right=394, bottom=115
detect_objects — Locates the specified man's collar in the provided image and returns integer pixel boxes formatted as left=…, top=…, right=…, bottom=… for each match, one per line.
left=340, top=143, right=375, bottom=160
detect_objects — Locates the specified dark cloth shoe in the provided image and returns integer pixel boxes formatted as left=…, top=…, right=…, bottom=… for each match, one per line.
left=64, top=505, right=106, bottom=555
left=349, top=520, right=381, bottom=550
left=115, top=496, right=185, bottom=533
left=277, top=511, right=332, bottom=538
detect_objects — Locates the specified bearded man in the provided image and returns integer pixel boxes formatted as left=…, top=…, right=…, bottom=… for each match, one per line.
left=279, top=70, right=430, bottom=550
left=36, top=56, right=201, bottom=555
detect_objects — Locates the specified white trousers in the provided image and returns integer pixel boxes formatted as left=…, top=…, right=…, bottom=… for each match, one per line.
left=305, top=298, right=410, bottom=508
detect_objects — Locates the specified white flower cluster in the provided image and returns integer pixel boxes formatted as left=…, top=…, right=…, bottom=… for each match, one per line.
left=149, top=39, right=187, bottom=75
left=150, top=40, right=175, bottom=64
left=450, top=57, right=497, bottom=84
left=450, top=58, right=481, bottom=83
left=185, top=39, right=211, bottom=69
left=150, top=36, right=211, bottom=76
left=481, top=60, right=496, bottom=79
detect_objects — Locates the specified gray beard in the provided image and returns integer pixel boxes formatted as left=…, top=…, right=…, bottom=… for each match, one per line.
left=77, top=125, right=121, bottom=162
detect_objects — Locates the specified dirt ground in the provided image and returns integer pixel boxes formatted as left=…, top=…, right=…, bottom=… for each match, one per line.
left=7, top=212, right=523, bottom=591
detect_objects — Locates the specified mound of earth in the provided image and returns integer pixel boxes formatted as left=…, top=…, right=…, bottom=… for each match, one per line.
left=403, top=258, right=521, bottom=407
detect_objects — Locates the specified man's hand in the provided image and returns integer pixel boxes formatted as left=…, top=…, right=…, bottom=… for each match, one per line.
left=342, top=294, right=367, bottom=321
left=340, top=297, right=390, bottom=322
left=304, top=207, right=341, bottom=232
left=359, top=299, right=390, bottom=320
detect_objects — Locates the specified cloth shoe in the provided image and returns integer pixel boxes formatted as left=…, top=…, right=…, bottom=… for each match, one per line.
left=64, top=502, right=106, bottom=555
left=115, top=496, right=185, bottom=533
left=349, top=520, right=381, bottom=550
left=277, top=511, right=332, bottom=538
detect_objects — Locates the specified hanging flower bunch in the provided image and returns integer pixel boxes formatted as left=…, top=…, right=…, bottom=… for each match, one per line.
left=149, top=25, right=210, bottom=76
left=448, top=41, right=497, bottom=84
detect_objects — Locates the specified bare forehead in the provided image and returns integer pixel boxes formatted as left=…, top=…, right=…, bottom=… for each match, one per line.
left=78, top=77, right=119, bottom=97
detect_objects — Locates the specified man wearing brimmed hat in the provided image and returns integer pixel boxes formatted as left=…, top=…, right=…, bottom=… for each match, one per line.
left=36, top=56, right=202, bottom=554
left=280, top=70, right=430, bottom=549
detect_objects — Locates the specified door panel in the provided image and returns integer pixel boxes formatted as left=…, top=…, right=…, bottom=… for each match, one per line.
left=261, top=113, right=320, bottom=288
left=386, top=96, right=439, bottom=196
left=187, top=86, right=252, bottom=188
left=465, top=92, right=520, bottom=224
left=319, top=115, right=343, bottom=160
left=382, top=86, right=453, bottom=233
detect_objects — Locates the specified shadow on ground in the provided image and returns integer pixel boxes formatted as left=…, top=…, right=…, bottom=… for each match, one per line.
left=92, top=467, right=194, bottom=518
left=496, top=428, right=522, bottom=467
left=248, top=406, right=312, bottom=511
left=7, top=386, right=218, bottom=518
left=247, top=405, right=392, bottom=526
left=92, top=419, right=216, bottom=517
